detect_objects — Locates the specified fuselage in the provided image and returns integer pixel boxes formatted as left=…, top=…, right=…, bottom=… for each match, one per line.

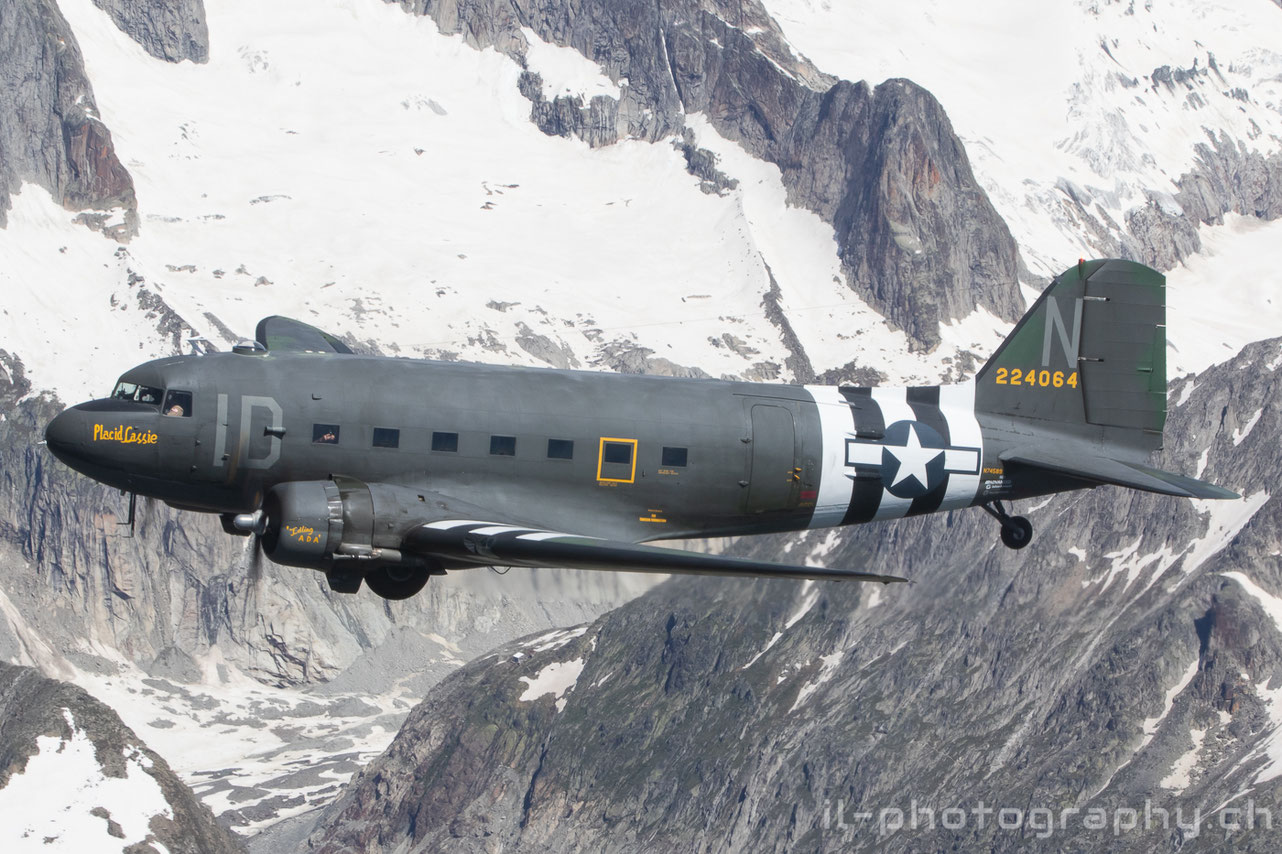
left=43, top=348, right=1034, bottom=543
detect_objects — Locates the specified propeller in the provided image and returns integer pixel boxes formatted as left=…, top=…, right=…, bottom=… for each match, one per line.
left=243, top=531, right=264, bottom=584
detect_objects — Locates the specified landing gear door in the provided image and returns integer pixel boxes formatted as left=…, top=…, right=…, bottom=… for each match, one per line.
left=744, top=402, right=800, bottom=514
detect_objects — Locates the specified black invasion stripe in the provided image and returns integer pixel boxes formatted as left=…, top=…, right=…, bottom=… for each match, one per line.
left=839, top=388, right=884, bottom=525
left=906, top=385, right=949, bottom=517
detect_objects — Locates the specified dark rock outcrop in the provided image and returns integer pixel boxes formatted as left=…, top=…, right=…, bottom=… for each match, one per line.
left=0, top=0, right=137, bottom=235
left=90, top=0, right=210, bottom=64
left=395, top=0, right=1024, bottom=349
left=312, top=338, right=1282, bottom=853
left=0, top=662, right=244, bottom=853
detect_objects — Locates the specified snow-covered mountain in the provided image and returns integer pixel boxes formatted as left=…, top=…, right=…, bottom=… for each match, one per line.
left=1, top=0, right=1280, bottom=847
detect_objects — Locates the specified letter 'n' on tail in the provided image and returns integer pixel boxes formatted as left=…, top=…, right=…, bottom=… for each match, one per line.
left=974, top=259, right=1238, bottom=501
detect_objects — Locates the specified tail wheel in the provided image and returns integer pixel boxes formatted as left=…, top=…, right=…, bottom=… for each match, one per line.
left=1000, top=516, right=1033, bottom=550
left=364, top=565, right=431, bottom=600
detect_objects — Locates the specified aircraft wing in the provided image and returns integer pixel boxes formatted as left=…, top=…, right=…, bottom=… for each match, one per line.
left=403, top=520, right=906, bottom=584
left=1001, top=447, right=1239, bottom=500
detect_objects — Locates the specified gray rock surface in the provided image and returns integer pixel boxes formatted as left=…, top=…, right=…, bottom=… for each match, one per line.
left=310, top=338, right=1282, bottom=853
left=0, top=0, right=137, bottom=235
left=90, top=0, right=209, bottom=64
left=394, top=0, right=1024, bottom=350
left=0, top=662, right=244, bottom=853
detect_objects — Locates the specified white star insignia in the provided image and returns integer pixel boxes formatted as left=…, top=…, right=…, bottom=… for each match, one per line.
left=885, top=423, right=943, bottom=491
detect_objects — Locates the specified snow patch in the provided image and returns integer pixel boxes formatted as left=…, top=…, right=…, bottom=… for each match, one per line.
left=1181, top=491, right=1270, bottom=576
left=518, top=658, right=585, bottom=705
left=789, top=651, right=843, bottom=712
left=1159, top=727, right=1206, bottom=792
left=527, top=626, right=588, bottom=653
left=520, top=27, right=620, bottom=101
left=784, top=580, right=819, bottom=629
left=1141, top=660, right=1200, bottom=748
left=1175, top=381, right=1198, bottom=407
left=805, top=530, right=841, bottom=562
left=742, top=631, right=783, bottom=669
left=0, top=709, right=174, bottom=853
left=1232, top=409, right=1262, bottom=446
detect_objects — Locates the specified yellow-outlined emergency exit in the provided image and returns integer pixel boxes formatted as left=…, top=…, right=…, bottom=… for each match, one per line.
left=597, top=437, right=638, bottom=483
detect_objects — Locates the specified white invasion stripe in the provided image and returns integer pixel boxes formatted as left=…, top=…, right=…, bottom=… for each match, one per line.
left=944, top=448, right=980, bottom=472
left=516, top=531, right=574, bottom=542
left=939, top=381, right=983, bottom=509
left=846, top=441, right=883, bottom=467
left=424, top=519, right=496, bottom=530
left=804, top=385, right=856, bottom=529
left=470, top=525, right=531, bottom=536
left=871, top=387, right=914, bottom=520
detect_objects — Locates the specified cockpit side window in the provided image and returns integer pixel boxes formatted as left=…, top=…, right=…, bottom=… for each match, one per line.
left=163, top=390, right=193, bottom=417
left=111, top=381, right=164, bottom=406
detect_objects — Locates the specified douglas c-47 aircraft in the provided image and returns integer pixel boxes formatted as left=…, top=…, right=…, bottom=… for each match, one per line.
left=45, top=260, right=1237, bottom=599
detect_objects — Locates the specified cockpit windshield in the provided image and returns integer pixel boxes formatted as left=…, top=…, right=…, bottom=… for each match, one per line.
left=110, top=382, right=164, bottom=406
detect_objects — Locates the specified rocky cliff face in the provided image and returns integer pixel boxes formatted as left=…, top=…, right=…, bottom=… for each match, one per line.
left=1123, top=134, right=1282, bottom=271
left=0, top=662, right=243, bottom=853
left=312, top=338, right=1282, bottom=853
left=0, top=0, right=137, bottom=235
left=395, top=0, right=1023, bottom=350
left=90, top=0, right=209, bottom=64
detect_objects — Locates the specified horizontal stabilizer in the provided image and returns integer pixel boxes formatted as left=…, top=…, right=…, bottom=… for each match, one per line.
left=405, top=521, right=906, bottom=584
left=1001, top=448, right=1239, bottom=500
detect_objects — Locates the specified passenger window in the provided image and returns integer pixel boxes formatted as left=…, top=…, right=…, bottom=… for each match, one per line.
left=603, top=441, right=633, bottom=465
left=547, top=438, right=574, bottom=460
left=313, top=424, right=340, bottom=444
left=373, top=427, right=399, bottom=449
left=661, top=446, right=688, bottom=467
left=490, top=435, right=516, bottom=456
left=163, top=390, right=193, bottom=417
left=431, top=431, right=458, bottom=452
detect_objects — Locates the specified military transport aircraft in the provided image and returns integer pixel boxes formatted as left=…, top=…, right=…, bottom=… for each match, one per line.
left=44, top=259, right=1237, bottom=599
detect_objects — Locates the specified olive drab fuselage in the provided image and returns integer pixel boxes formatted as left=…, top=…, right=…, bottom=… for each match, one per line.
left=45, top=349, right=1034, bottom=545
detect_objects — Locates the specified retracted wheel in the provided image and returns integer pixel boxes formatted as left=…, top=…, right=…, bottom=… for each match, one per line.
left=1000, top=516, right=1033, bottom=550
left=364, top=565, right=431, bottom=600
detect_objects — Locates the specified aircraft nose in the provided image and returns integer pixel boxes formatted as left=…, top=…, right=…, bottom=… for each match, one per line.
left=44, top=408, right=85, bottom=463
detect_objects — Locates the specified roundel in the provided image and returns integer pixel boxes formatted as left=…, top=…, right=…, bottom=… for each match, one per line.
left=879, top=420, right=947, bottom=499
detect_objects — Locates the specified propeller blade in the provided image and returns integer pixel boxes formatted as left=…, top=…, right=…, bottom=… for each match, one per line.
left=248, top=534, right=263, bottom=584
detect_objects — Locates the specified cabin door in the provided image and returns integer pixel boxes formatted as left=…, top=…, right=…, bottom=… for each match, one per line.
left=745, top=403, right=800, bottom=514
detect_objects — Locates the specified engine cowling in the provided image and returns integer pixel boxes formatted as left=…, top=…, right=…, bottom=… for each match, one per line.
left=260, top=476, right=423, bottom=572
left=260, top=480, right=345, bottom=569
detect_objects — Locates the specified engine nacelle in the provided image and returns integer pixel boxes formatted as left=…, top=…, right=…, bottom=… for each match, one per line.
left=260, top=476, right=423, bottom=572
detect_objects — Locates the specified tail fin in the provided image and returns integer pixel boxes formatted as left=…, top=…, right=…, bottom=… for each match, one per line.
left=975, top=259, right=1166, bottom=453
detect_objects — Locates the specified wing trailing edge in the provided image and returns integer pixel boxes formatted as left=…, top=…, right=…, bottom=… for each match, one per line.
left=404, top=521, right=906, bottom=584
left=1001, top=447, right=1239, bottom=500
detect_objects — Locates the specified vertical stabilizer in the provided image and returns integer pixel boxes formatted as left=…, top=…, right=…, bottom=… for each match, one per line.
left=975, top=259, right=1166, bottom=453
